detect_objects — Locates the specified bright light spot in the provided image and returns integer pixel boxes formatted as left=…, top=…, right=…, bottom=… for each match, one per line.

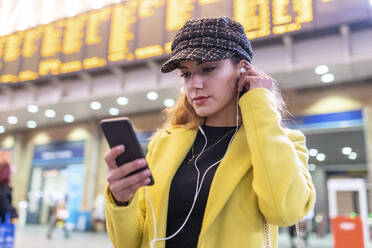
left=8, top=116, right=18, bottom=124
left=27, top=120, right=37, bottom=129
left=34, top=133, right=50, bottom=144
left=41, top=0, right=54, bottom=24
left=64, top=115, right=75, bottom=123
left=370, top=0, right=372, bottom=6
left=116, top=97, right=128, bottom=105
left=309, top=149, right=318, bottom=157
left=66, top=0, right=78, bottom=17
left=90, top=101, right=102, bottom=110
left=2, top=136, right=14, bottom=148
left=68, top=128, right=88, bottom=140
left=0, top=126, right=5, bottom=133
left=28, top=105, right=39, bottom=113
left=308, top=163, right=317, bottom=171
left=92, top=0, right=105, bottom=9
left=45, top=109, right=56, bottom=118
left=342, top=147, right=352, bottom=155
left=321, top=73, right=335, bottom=83
left=18, top=0, right=32, bottom=31
left=180, top=86, right=184, bottom=93
left=316, top=153, right=326, bottom=161
left=109, top=108, right=120, bottom=116
left=163, top=99, right=175, bottom=107
left=315, top=65, right=329, bottom=75
left=348, top=152, right=357, bottom=160
left=147, top=91, right=159, bottom=100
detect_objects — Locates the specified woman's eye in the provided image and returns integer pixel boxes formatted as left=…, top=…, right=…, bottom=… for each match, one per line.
left=180, top=72, right=191, bottom=78
left=202, top=66, right=216, bottom=73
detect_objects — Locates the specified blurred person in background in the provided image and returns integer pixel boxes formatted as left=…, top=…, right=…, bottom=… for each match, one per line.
left=103, top=17, right=316, bottom=248
left=46, top=195, right=69, bottom=239
left=288, top=208, right=314, bottom=248
left=0, top=161, right=18, bottom=223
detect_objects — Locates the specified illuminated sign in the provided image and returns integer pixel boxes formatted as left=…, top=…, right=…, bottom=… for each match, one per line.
left=19, top=27, right=43, bottom=81
left=0, top=0, right=371, bottom=84
left=84, top=6, right=111, bottom=69
left=108, top=2, right=137, bottom=62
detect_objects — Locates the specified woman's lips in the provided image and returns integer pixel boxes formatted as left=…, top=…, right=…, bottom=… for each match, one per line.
left=193, top=96, right=209, bottom=105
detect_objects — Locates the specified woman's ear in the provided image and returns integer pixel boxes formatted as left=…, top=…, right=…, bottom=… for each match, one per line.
left=238, top=59, right=250, bottom=76
left=239, top=59, right=250, bottom=68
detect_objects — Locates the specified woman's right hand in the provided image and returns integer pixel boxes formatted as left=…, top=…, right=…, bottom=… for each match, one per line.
left=104, top=145, right=151, bottom=204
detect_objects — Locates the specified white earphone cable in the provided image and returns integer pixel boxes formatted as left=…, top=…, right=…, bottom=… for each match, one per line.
left=146, top=84, right=241, bottom=248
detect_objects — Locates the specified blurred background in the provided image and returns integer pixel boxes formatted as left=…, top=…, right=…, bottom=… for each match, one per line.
left=0, top=0, right=371, bottom=247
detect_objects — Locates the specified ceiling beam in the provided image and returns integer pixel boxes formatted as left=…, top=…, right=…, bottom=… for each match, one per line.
left=110, top=66, right=126, bottom=90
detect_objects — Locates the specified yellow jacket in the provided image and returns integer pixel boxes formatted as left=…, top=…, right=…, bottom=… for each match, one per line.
left=105, top=88, right=316, bottom=248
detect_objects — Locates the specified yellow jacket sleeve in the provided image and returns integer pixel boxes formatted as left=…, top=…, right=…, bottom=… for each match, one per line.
left=239, top=88, right=316, bottom=226
left=104, top=132, right=160, bottom=248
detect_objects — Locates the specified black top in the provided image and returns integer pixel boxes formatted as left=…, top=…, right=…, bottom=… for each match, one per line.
left=165, top=124, right=237, bottom=248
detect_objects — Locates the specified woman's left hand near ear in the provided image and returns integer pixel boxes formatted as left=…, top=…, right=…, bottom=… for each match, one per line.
left=237, top=64, right=276, bottom=93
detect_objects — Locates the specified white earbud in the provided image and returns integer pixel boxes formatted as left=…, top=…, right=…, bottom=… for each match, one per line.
left=240, top=67, right=246, bottom=73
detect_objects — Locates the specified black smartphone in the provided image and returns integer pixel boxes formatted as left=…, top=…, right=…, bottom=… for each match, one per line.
left=99, top=117, right=154, bottom=186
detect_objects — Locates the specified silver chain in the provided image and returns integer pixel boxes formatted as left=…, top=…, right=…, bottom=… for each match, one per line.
left=265, top=222, right=301, bottom=248
left=187, top=129, right=235, bottom=163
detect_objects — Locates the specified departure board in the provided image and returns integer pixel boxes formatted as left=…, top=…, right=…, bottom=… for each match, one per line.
left=39, top=22, right=63, bottom=76
left=165, top=0, right=198, bottom=53
left=19, top=27, right=43, bottom=81
left=60, top=14, right=87, bottom=74
left=1, top=32, right=23, bottom=83
left=0, top=37, right=5, bottom=74
left=84, top=7, right=111, bottom=70
left=136, top=0, right=165, bottom=59
left=314, top=0, right=370, bottom=28
left=198, top=0, right=232, bottom=19
left=0, top=0, right=370, bottom=84
left=108, top=1, right=137, bottom=62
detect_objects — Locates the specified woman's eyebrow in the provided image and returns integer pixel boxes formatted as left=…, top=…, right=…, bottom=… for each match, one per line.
left=198, top=61, right=217, bottom=66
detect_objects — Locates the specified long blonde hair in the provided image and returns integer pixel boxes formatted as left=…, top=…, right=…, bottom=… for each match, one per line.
left=163, top=57, right=289, bottom=129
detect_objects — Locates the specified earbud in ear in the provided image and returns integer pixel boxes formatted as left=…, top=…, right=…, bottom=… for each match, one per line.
left=240, top=67, right=246, bottom=73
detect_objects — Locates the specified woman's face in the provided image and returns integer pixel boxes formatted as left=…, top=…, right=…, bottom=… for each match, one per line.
left=179, top=59, right=240, bottom=124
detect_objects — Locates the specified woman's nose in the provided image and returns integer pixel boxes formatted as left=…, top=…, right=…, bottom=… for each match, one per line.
left=190, top=74, right=204, bottom=89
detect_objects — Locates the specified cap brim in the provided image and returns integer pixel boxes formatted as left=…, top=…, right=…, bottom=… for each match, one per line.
left=161, top=47, right=234, bottom=73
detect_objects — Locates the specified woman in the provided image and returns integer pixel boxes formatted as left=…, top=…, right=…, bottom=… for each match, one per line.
left=104, top=17, right=315, bottom=248
left=0, top=162, right=17, bottom=223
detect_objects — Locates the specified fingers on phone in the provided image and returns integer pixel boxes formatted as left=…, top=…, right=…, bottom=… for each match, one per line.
left=110, top=169, right=151, bottom=199
left=104, top=145, right=125, bottom=169
left=127, top=178, right=151, bottom=193
left=122, top=170, right=151, bottom=189
left=114, top=178, right=149, bottom=202
left=107, top=158, right=148, bottom=183
left=118, top=158, right=147, bottom=175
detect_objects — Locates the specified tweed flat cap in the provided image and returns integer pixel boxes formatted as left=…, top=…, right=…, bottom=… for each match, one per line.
left=161, top=16, right=253, bottom=73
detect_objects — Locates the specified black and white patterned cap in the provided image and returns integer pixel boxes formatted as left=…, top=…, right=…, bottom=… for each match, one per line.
left=161, top=16, right=253, bottom=73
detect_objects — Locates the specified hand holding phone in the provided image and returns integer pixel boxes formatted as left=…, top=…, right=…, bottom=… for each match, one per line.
left=100, top=117, right=155, bottom=204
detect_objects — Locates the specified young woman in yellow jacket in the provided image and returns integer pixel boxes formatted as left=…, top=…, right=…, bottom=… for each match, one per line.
left=103, top=17, right=316, bottom=248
